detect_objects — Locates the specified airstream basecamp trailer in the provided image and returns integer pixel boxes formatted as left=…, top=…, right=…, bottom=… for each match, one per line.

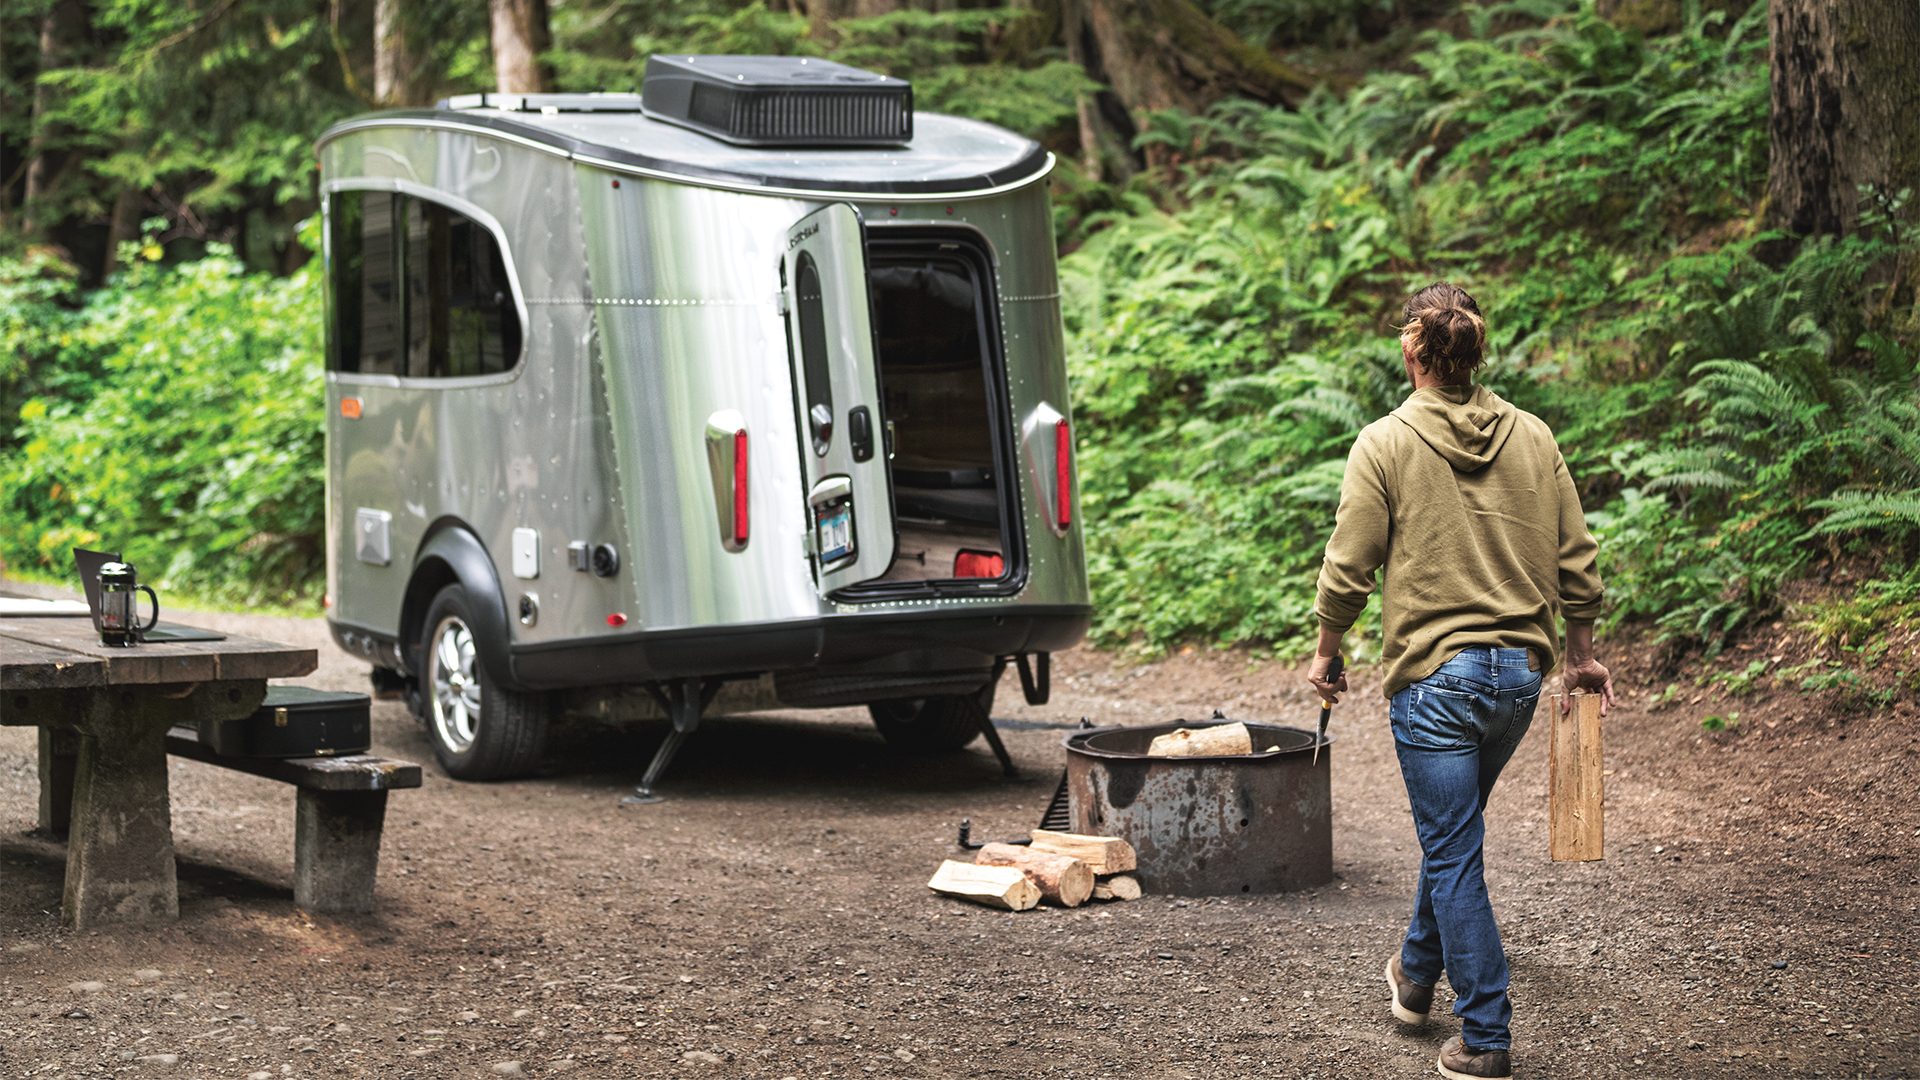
left=316, top=56, right=1090, bottom=791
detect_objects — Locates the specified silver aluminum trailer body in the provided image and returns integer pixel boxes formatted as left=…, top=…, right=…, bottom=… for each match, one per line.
left=316, top=91, right=1089, bottom=781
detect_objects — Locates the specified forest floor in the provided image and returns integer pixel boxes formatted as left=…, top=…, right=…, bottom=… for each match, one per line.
left=0, top=593, right=1915, bottom=1079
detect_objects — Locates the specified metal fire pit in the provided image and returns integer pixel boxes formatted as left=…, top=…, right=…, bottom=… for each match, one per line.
left=1064, top=720, right=1332, bottom=896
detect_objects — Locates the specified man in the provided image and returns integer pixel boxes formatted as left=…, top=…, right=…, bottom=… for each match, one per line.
left=1307, top=283, right=1614, bottom=1080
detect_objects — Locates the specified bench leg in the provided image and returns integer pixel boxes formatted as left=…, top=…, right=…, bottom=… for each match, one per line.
left=38, top=728, right=78, bottom=836
left=294, top=789, right=388, bottom=914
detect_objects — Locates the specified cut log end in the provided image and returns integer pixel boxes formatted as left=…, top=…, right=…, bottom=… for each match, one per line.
left=1092, top=873, right=1142, bottom=901
left=927, top=860, right=1041, bottom=911
left=974, top=842, right=1094, bottom=907
left=1028, top=829, right=1137, bottom=875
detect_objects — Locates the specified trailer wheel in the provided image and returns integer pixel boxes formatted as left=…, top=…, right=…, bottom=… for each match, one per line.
left=867, top=692, right=988, bottom=751
left=421, top=584, right=549, bottom=780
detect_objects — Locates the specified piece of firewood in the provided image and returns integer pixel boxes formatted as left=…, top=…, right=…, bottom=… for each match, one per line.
left=974, top=842, right=1094, bottom=907
left=1147, top=721, right=1253, bottom=757
left=1547, top=693, right=1604, bottom=861
left=1028, top=829, right=1137, bottom=875
left=926, top=860, right=1041, bottom=911
left=1092, top=874, right=1142, bottom=901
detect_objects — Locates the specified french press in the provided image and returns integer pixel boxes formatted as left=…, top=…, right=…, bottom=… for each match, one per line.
left=97, top=562, right=160, bottom=646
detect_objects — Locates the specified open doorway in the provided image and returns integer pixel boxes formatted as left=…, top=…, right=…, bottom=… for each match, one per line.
left=860, top=230, right=1017, bottom=591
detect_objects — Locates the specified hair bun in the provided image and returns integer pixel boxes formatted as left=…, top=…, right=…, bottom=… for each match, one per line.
left=1399, top=283, right=1487, bottom=382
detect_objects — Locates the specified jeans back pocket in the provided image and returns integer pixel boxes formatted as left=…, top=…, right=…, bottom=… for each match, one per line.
left=1392, top=681, right=1485, bottom=750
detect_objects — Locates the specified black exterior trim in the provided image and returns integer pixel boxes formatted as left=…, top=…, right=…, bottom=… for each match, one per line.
left=508, top=605, right=1091, bottom=690
left=405, top=522, right=515, bottom=687
left=318, top=111, right=1051, bottom=197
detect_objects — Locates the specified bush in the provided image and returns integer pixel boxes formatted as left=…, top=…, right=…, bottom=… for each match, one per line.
left=0, top=232, right=324, bottom=605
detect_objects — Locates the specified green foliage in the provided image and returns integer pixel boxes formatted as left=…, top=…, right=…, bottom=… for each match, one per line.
left=1705, top=660, right=1767, bottom=697
left=0, top=225, right=324, bottom=604
left=18, top=0, right=381, bottom=258
left=549, top=0, right=1093, bottom=140
left=1055, top=0, right=1920, bottom=657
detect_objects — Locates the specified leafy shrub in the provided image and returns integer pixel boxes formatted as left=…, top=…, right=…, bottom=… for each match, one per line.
left=0, top=233, right=324, bottom=605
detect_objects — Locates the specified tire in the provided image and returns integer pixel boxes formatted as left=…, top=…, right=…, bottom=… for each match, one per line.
left=868, top=690, right=990, bottom=752
left=420, top=583, right=549, bottom=780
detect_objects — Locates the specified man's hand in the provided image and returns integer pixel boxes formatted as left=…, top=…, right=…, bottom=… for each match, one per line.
left=1308, top=653, right=1349, bottom=704
left=1307, top=626, right=1349, bottom=704
left=1561, top=620, right=1615, bottom=716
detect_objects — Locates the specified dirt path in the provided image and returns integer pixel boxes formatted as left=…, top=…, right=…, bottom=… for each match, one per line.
left=1, top=604, right=1914, bottom=1078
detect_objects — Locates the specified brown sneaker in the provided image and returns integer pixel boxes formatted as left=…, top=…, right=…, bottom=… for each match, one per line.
left=1385, top=955, right=1434, bottom=1025
left=1437, top=1035, right=1511, bottom=1080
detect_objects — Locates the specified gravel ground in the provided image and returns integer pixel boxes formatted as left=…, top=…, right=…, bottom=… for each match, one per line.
left=0, top=599, right=1915, bottom=1079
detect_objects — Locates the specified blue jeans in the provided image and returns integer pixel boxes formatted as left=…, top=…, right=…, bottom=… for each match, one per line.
left=1390, top=646, right=1542, bottom=1051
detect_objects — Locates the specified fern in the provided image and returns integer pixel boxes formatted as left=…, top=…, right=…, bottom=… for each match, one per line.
left=1808, top=491, right=1920, bottom=537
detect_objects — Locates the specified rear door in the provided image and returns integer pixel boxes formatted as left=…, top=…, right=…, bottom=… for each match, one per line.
left=782, top=203, right=896, bottom=596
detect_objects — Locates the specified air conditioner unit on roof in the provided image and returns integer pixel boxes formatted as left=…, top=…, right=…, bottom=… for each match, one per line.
left=640, top=55, right=912, bottom=147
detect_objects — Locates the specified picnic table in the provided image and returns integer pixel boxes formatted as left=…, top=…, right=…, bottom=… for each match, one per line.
left=0, top=615, right=316, bottom=929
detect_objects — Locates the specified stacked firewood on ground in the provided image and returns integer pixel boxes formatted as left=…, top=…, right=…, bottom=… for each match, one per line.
left=926, top=830, right=1140, bottom=911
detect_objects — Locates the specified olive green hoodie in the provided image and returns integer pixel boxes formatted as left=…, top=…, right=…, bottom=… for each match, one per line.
left=1314, top=384, right=1605, bottom=698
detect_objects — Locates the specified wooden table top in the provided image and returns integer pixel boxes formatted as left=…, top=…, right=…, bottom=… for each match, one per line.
left=0, top=616, right=317, bottom=691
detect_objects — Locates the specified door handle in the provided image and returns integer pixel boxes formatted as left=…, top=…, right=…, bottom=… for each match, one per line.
left=848, top=405, right=874, bottom=463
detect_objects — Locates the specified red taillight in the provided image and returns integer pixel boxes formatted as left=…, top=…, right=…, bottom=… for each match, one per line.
left=732, top=429, right=749, bottom=545
left=954, top=550, right=1004, bottom=578
left=1054, top=418, right=1072, bottom=530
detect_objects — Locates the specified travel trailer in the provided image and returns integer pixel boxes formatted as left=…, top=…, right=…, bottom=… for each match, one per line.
left=316, top=56, right=1089, bottom=792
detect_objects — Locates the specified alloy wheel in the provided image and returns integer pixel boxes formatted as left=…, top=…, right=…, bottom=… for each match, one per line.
left=428, top=614, right=482, bottom=753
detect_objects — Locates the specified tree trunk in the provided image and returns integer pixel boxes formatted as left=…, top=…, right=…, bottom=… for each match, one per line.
left=22, top=0, right=90, bottom=235
left=373, top=0, right=430, bottom=106
left=1060, top=0, right=1315, bottom=177
left=1766, top=0, right=1920, bottom=240
left=101, top=185, right=142, bottom=276
left=1060, top=0, right=1103, bottom=180
left=1081, top=0, right=1313, bottom=117
left=490, top=0, right=552, bottom=94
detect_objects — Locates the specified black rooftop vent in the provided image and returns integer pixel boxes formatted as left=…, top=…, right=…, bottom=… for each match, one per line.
left=641, top=55, right=912, bottom=147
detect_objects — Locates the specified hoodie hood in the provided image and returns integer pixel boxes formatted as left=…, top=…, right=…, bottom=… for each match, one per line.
left=1391, top=384, right=1515, bottom=473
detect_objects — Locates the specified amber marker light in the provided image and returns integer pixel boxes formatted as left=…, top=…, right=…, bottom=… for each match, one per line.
left=339, top=397, right=362, bottom=419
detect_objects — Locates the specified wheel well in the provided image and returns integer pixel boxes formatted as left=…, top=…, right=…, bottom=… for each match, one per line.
left=399, top=557, right=460, bottom=677
left=399, top=520, right=514, bottom=687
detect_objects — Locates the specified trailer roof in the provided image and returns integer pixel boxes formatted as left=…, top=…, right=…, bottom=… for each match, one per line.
left=318, top=103, right=1052, bottom=199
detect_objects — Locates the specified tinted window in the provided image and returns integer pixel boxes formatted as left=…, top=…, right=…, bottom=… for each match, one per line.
left=327, top=191, right=520, bottom=377
left=793, top=251, right=834, bottom=455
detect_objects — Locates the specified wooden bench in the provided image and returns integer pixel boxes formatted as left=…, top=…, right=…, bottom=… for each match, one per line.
left=162, top=725, right=422, bottom=913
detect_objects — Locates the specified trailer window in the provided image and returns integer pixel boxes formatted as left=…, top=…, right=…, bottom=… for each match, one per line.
left=328, top=190, right=404, bottom=375
left=327, top=190, right=520, bottom=378
left=793, top=251, right=835, bottom=455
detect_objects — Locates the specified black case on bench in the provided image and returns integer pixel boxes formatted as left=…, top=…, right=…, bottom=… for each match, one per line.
left=198, top=685, right=372, bottom=758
